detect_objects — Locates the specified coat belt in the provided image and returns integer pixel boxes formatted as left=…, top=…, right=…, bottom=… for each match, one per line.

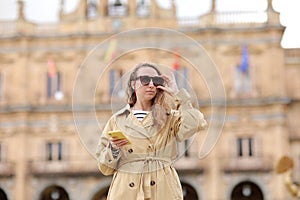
left=118, top=156, right=172, bottom=199
left=118, top=156, right=172, bottom=170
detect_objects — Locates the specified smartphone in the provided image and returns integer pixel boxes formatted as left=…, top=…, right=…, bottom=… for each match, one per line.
left=108, top=130, right=131, bottom=144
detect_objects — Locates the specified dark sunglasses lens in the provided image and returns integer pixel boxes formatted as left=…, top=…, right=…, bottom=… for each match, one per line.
left=153, top=77, right=164, bottom=86
left=140, top=76, right=151, bottom=85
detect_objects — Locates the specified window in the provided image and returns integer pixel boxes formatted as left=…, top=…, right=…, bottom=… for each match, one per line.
left=184, top=140, right=190, bottom=157
left=136, top=0, right=150, bottom=17
left=0, top=143, right=5, bottom=162
left=234, top=66, right=252, bottom=95
left=108, top=0, right=128, bottom=16
left=87, top=0, right=98, bottom=19
left=46, top=57, right=63, bottom=100
left=46, top=142, right=63, bottom=161
left=109, top=69, right=124, bottom=96
left=0, top=73, right=3, bottom=100
left=175, top=67, right=189, bottom=90
left=177, top=139, right=191, bottom=158
left=0, top=143, right=2, bottom=162
left=298, top=155, right=300, bottom=180
left=237, top=137, right=253, bottom=157
left=47, top=71, right=63, bottom=100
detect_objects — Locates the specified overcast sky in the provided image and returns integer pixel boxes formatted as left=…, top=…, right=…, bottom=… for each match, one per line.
left=0, top=0, right=269, bottom=22
left=0, top=0, right=299, bottom=48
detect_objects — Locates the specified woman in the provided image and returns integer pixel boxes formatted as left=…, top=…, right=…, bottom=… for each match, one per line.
left=96, top=62, right=207, bottom=200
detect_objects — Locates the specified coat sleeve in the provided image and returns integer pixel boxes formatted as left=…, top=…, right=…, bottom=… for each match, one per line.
left=172, top=89, right=207, bottom=142
left=95, top=116, right=121, bottom=176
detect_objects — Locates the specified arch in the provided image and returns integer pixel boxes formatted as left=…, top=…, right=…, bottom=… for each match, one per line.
left=88, top=179, right=112, bottom=200
left=39, top=185, right=70, bottom=200
left=180, top=180, right=200, bottom=200
left=0, top=188, right=8, bottom=200
left=180, top=177, right=203, bottom=200
left=89, top=178, right=201, bottom=199
left=230, top=180, right=264, bottom=200
left=226, top=176, right=270, bottom=200
left=91, top=186, right=109, bottom=200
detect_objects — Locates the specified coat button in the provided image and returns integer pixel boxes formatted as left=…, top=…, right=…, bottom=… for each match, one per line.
left=128, top=148, right=133, bottom=153
left=150, top=180, right=155, bottom=186
left=129, top=182, right=135, bottom=187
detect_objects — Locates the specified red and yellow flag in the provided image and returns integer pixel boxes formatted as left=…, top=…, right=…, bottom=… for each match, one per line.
left=172, top=48, right=180, bottom=70
left=47, top=56, right=56, bottom=78
left=104, top=37, right=117, bottom=62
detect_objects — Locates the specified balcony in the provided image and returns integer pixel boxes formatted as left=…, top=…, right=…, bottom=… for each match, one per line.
left=289, top=128, right=300, bottom=141
left=29, top=159, right=100, bottom=177
left=107, top=4, right=128, bottom=17
left=0, top=161, right=15, bottom=177
left=174, top=155, right=205, bottom=174
left=285, top=49, right=300, bottom=64
left=222, top=155, right=273, bottom=173
left=0, top=21, right=16, bottom=36
left=214, top=11, right=268, bottom=24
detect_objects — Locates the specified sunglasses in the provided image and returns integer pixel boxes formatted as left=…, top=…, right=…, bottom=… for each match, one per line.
left=136, top=75, right=164, bottom=87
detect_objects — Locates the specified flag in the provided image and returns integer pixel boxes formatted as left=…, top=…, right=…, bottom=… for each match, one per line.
left=104, top=37, right=117, bottom=62
left=235, top=45, right=252, bottom=93
left=172, top=48, right=180, bottom=70
left=47, top=56, right=56, bottom=78
left=239, top=45, right=249, bottom=74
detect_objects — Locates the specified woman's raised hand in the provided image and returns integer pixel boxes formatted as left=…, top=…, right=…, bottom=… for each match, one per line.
left=157, top=73, right=179, bottom=96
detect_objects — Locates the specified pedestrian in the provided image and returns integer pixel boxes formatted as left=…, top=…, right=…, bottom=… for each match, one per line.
left=96, top=62, right=207, bottom=200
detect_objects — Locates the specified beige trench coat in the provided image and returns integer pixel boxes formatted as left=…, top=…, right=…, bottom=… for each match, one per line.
left=96, top=89, right=207, bottom=200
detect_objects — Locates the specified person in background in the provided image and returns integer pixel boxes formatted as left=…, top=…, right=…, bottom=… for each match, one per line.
left=96, top=62, right=207, bottom=200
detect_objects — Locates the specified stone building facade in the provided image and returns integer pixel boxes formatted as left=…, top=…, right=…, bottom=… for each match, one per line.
left=0, top=0, right=299, bottom=199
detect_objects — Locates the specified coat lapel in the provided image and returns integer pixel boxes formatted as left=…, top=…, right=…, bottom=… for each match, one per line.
left=115, top=105, right=160, bottom=141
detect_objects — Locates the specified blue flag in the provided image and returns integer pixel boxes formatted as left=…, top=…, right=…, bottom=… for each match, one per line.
left=239, top=45, right=249, bottom=74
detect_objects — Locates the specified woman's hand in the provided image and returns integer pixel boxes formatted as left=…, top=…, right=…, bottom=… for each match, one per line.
left=110, top=137, right=128, bottom=149
left=157, top=73, right=179, bottom=96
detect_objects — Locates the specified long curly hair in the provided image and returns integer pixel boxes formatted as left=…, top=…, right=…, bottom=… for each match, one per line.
left=127, top=62, right=173, bottom=127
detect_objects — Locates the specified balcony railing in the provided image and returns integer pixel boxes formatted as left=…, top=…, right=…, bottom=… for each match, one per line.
left=285, top=49, right=300, bottom=64
left=29, top=159, right=99, bottom=176
left=0, top=161, right=15, bottom=177
left=0, top=21, right=16, bottom=35
left=289, top=127, right=300, bottom=141
left=174, top=155, right=206, bottom=174
left=0, top=9, right=279, bottom=37
left=215, top=11, right=268, bottom=24
left=222, top=155, right=273, bottom=173
left=178, top=10, right=271, bottom=29
left=107, top=4, right=128, bottom=17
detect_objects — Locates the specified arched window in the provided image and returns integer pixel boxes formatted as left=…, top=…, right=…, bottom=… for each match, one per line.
left=181, top=182, right=199, bottom=200
left=0, top=188, right=8, bottom=200
left=91, top=186, right=109, bottom=200
left=231, top=181, right=264, bottom=200
left=39, top=185, right=69, bottom=200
